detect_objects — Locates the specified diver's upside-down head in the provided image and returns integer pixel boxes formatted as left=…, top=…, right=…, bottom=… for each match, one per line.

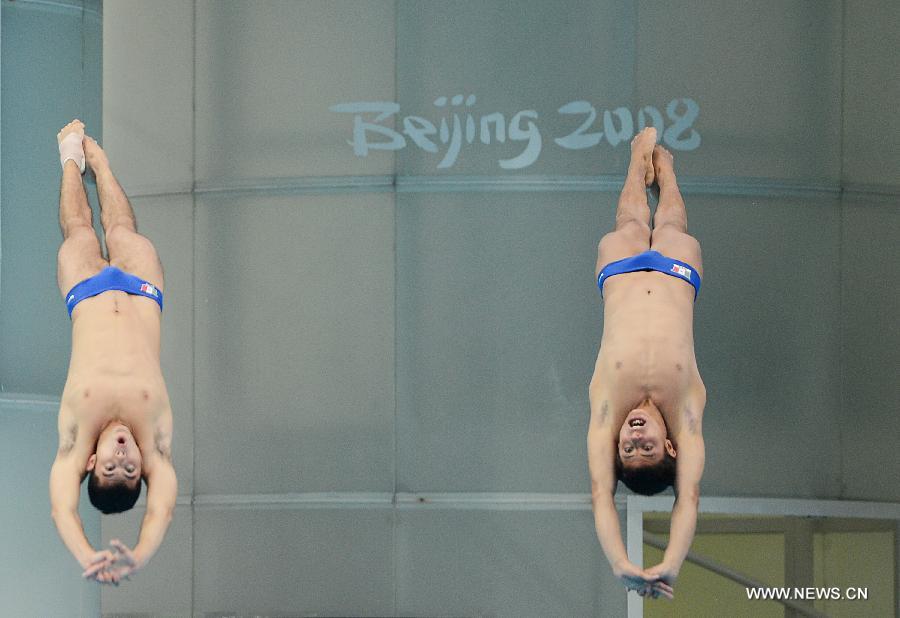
left=85, top=422, right=144, bottom=514
left=615, top=402, right=676, bottom=496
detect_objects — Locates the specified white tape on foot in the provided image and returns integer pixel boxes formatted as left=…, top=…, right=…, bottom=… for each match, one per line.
left=59, top=132, right=85, bottom=173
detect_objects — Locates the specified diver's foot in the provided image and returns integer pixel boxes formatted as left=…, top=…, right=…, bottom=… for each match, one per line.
left=652, top=144, right=676, bottom=187
left=83, top=135, right=111, bottom=177
left=629, top=127, right=657, bottom=186
left=57, top=120, right=85, bottom=173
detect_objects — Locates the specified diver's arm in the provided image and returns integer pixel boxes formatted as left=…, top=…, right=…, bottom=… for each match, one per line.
left=651, top=437, right=702, bottom=583
left=587, top=412, right=629, bottom=572
left=131, top=453, right=177, bottom=569
left=653, top=394, right=706, bottom=578
left=589, top=380, right=674, bottom=597
left=49, top=455, right=97, bottom=568
left=588, top=396, right=671, bottom=598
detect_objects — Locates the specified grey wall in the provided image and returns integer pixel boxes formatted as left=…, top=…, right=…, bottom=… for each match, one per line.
left=839, top=0, right=900, bottom=501
left=1, top=0, right=897, bottom=616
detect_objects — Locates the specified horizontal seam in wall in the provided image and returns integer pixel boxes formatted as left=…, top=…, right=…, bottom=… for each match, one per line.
left=4, top=0, right=101, bottom=18
left=123, top=177, right=897, bottom=201
left=191, top=175, right=849, bottom=198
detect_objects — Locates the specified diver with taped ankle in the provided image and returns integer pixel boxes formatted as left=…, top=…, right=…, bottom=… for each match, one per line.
left=49, top=120, right=177, bottom=586
left=587, top=127, right=706, bottom=601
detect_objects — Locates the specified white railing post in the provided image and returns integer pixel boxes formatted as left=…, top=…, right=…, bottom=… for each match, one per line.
left=626, top=495, right=645, bottom=618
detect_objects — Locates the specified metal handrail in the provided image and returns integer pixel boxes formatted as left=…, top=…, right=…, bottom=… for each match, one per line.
left=643, top=532, right=830, bottom=618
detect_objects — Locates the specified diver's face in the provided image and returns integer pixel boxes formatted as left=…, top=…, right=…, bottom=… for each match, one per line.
left=88, top=424, right=142, bottom=485
left=617, top=408, right=672, bottom=468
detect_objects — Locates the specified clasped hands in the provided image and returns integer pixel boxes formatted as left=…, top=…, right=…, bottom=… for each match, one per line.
left=81, top=539, right=141, bottom=586
left=614, top=559, right=677, bottom=600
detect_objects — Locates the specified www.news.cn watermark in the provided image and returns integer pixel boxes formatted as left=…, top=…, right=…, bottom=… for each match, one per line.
left=746, top=587, right=869, bottom=601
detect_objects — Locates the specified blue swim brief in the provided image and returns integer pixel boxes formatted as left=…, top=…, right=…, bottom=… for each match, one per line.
left=65, top=266, right=163, bottom=317
left=597, top=250, right=701, bottom=300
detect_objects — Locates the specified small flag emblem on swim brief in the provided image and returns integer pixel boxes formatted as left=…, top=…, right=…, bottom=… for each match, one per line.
left=671, top=264, right=691, bottom=278
left=140, top=282, right=158, bottom=297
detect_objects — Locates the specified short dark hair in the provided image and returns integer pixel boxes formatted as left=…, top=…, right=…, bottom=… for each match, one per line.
left=87, top=472, right=142, bottom=514
left=615, top=452, right=676, bottom=496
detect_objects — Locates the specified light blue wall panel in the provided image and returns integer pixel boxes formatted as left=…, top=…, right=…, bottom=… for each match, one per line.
left=194, top=0, right=397, bottom=184
left=0, top=399, right=100, bottom=616
left=840, top=195, right=900, bottom=502
left=1, top=1, right=102, bottom=611
left=397, top=509, right=624, bottom=617
left=396, top=0, right=637, bottom=177
left=397, top=190, right=603, bottom=493
left=637, top=0, right=843, bottom=182
left=838, top=0, right=900, bottom=503
left=842, top=0, right=900, bottom=186
left=193, top=507, right=394, bottom=616
left=0, top=0, right=103, bottom=395
left=689, top=194, right=843, bottom=497
left=102, top=0, right=193, bottom=195
left=194, top=192, right=395, bottom=495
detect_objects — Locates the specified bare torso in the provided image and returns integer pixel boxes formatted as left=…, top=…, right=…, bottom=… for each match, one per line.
left=592, top=256, right=703, bottom=439
left=59, top=290, right=172, bottom=459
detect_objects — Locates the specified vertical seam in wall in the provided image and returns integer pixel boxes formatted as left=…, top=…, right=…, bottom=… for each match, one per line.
left=0, top=0, right=3, bottom=314
left=391, top=1, right=400, bottom=614
left=837, top=0, right=846, bottom=500
left=0, top=0, right=3, bottom=312
left=190, top=0, right=198, bottom=613
left=632, top=1, right=639, bottom=113
left=632, top=0, right=650, bottom=214
left=81, top=3, right=85, bottom=112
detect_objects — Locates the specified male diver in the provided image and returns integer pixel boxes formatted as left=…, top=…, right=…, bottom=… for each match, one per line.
left=49, top=120, right=176, bottom=585
left=587, top=127, right=705, bottom=600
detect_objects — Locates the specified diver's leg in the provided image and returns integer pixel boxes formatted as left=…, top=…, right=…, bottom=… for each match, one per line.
left=596, top=127, right=656, bottom=277
left=85, top=137, right=164, bottom=290
left=57, top=120, right=105, bottom=296
left=651, top=145, right=687, bottom=234
left=649, top=145, right=702, bottom=276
